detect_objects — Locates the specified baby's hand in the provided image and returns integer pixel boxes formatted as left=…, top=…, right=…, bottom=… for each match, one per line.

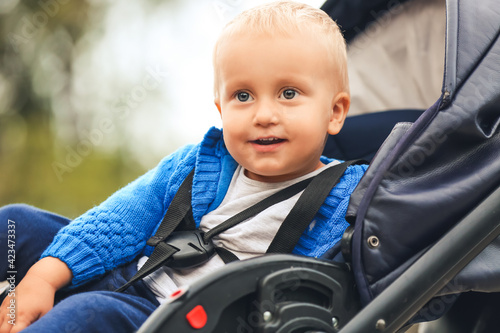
left=0, top=257, right=72, bottom=333
left=0, top=274, right=57, bottom=332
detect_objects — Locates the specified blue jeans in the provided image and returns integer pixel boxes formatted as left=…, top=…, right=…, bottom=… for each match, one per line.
left=0, top=204, right=160, bottom=333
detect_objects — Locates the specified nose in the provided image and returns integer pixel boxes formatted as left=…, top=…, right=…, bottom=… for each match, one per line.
left=253, top=99, right=279, bottom=126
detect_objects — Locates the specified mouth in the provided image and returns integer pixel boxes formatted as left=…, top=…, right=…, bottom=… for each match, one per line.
left=251, top=137, right=286, bottom=145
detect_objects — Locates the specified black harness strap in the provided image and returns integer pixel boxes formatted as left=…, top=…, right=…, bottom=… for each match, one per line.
left=214, top=247, right=240, bottom=263
left=146, top=169, right=195, bottom=247
left=116, top=160, right=363, bottom=292
left=115, top=242, right=178, bottom=292
left=115, top=169, right=195, bottom=293
left=202, top=176, right=315, bottom=242
left=266, top=160, right=363, bottom=254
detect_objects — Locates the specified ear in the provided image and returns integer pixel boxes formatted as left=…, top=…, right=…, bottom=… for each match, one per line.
left=214, top=98, right=222, bottom=116
left=327, top=92, right=350, bottom=135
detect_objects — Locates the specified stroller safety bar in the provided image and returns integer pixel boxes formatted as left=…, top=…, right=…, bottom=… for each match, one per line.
left=137, top=255, right=361, bottom=332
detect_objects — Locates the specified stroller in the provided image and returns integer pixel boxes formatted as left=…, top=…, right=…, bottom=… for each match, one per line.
left=138, top=0, right=500, bottom=331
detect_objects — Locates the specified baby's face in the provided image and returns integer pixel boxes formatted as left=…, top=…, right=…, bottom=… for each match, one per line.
left=215, top=31, right=348, bottom=182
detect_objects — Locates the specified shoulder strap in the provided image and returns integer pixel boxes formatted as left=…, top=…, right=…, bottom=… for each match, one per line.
left=115, top=169, right=195, bottom=292
left=266, top=160, right=364, bottom=254
left=202, top=176, right=316, bottom=264
left=202, top=176, right=315, bottom=242
left=146, top=169, right=195, bottom=247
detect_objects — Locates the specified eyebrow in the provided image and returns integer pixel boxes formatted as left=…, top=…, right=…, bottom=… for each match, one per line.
left=223, top=73, right=315, bottom=90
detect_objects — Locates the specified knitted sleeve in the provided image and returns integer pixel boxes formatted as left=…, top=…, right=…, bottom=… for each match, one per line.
left=293, top=163, right=368, bottom=258
left=41, top=144, right=197, bottom=288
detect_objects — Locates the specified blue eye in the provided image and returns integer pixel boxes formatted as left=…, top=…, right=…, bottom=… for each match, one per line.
left=236, top=92, right=251, bottom=102
left=282, top=89, right=297, bottom=99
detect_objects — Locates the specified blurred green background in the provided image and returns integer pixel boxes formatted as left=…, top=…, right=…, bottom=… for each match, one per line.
left=0, top=1, right=169, bottom=218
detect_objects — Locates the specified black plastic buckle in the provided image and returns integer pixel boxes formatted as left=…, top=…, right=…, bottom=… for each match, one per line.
left=163, top=230, right=216, bottom=269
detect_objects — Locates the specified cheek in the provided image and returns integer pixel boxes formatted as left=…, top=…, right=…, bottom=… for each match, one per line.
left=222, top=111, right=248, bottom=134
left=220, top=112, right=234, bottom=133
left=221, top=118, right=244, bottom=151
left=292, top=111, right=329, bottom=132
left=220, top=108, right=238, bottom=125
left=294, top=116, right=330, bottom=146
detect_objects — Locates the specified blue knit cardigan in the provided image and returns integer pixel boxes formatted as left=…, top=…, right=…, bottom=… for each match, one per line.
left=42, top=127, right=367, bottom=287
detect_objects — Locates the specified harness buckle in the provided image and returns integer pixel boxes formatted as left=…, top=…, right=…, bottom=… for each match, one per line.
left=165, top=230, right=216, bottom=269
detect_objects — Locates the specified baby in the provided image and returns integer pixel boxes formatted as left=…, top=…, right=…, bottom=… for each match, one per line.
left=0, top=2, right=366, bottom=332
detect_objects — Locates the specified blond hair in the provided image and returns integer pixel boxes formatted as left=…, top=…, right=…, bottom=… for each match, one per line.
left=213, top=1, right=349, bottom=98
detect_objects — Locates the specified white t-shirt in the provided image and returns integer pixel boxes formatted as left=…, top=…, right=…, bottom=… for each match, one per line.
left=138, top=161, right=339, bottom=304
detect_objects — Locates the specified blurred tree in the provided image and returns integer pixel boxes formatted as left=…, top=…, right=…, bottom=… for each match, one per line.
left=0, top=0, right=145, bottom=218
